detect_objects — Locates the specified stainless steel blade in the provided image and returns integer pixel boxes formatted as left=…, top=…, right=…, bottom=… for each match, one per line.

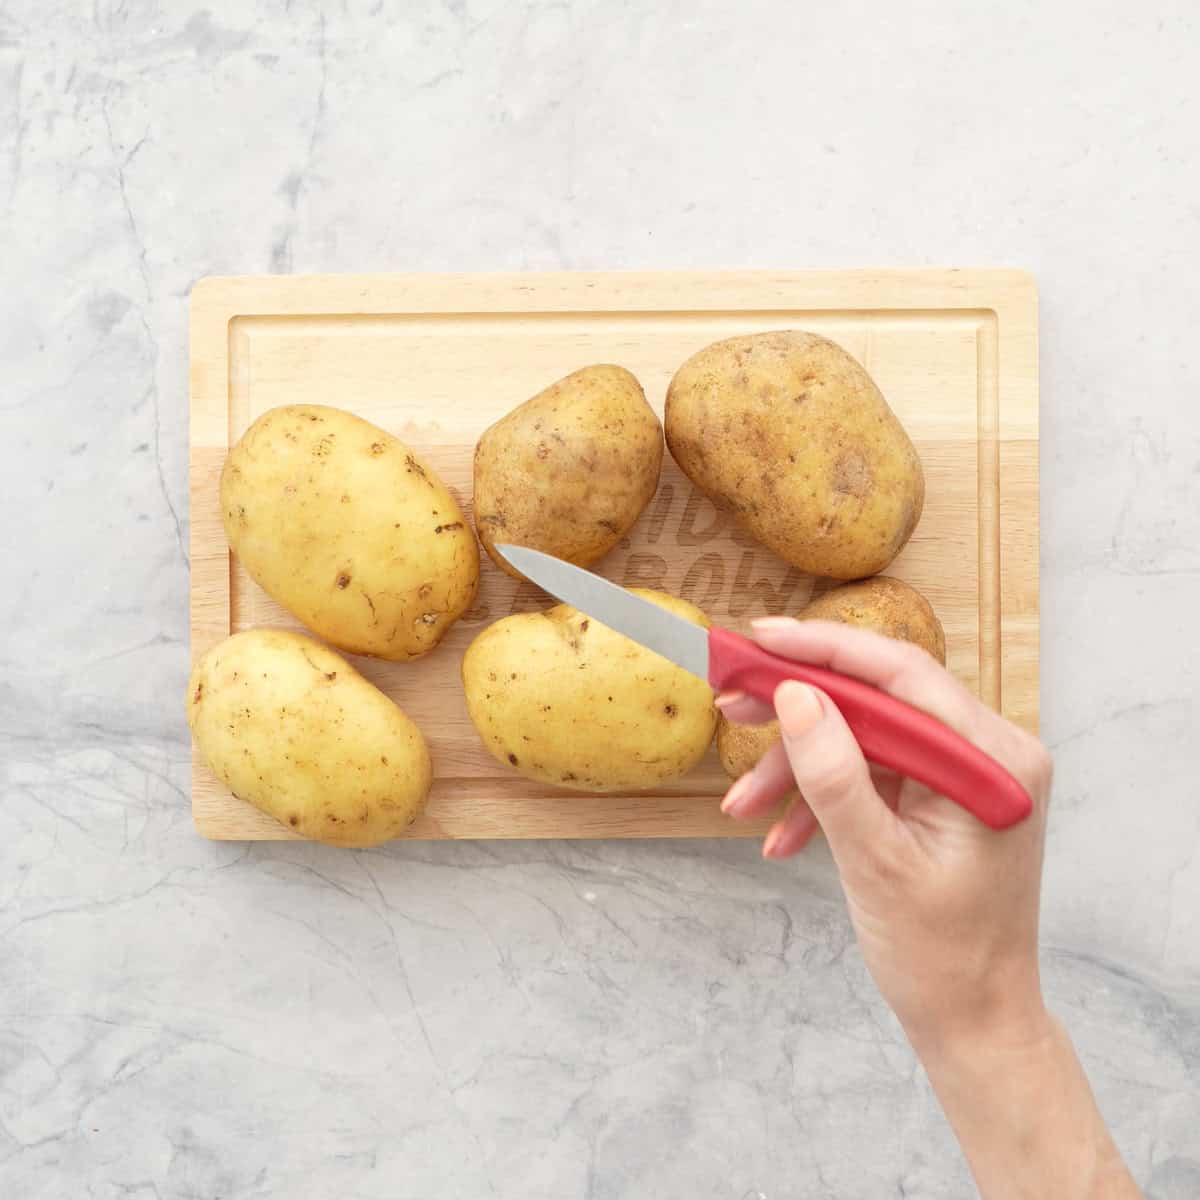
left=495, top=545, right=710, bottom=681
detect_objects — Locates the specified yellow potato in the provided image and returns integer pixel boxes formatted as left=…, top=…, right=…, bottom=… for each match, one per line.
left=473, top=365, right=663, bottom=579
left=801, top=576, right=946, bottom=660
left=462, top=589, right=716, bottom=792
left=717, top=577, right=946, bottom=778
left=221, top=405, right=478, bottom=661
left=187, top=629, right=431, bottom=846
left=666, top=331, right=924, bottom=579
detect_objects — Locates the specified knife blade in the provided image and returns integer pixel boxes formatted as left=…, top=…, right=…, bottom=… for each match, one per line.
left=495, top=543, right=1032, bottom=831
left=498, top=544, right=711, bottom=678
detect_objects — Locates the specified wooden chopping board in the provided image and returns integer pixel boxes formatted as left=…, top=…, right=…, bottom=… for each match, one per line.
left=189, top=270, right=1039, bottom=842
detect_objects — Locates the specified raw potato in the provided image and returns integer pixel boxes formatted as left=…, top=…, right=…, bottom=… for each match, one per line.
left=474, top=365, right=663, bottom=579
left=717, top=577, right=946, bottom=779
left=187, top=629, right=432, bottom=846
left=222, top=405, right=478, bottom=661
left=462, top=589, right=716, bottom=792
left=666, top=331, right=925, bottom=579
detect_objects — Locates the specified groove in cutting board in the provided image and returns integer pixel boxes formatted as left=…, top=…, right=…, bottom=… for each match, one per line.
left=189, top=270, right=1038, bottom=842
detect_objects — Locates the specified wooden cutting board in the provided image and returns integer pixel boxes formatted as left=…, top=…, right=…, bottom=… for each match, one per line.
left=189, top=270, right=1038, bottom=841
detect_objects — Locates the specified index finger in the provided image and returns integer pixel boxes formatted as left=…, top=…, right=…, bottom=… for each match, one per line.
left=749, top=618, right=984, bottom=741
left=748, top=618, right=1051, bottom=812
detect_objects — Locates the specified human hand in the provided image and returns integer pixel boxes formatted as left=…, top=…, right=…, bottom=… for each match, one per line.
left=717, top=618, right=1053, bottom=1053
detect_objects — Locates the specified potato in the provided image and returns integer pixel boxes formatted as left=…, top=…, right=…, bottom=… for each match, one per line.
left=799, top=576, right=946, bottom=659
left=187, top=629, right=431, bottom=846
left=462, top=589, right=715, bottom=791
left=473, top=365, right=663, bottom=579
left=221, top=405, right=478, bottom=661
left=717, top=577, right=946, bottom=778
left=665, top=331, right=924, bottom=579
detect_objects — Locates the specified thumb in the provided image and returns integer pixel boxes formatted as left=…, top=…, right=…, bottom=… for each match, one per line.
left=772, top=681, right=897, bottom=861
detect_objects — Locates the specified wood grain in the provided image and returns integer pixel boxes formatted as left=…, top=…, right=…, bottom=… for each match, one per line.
left=189, top=270, right=1039, bottom=841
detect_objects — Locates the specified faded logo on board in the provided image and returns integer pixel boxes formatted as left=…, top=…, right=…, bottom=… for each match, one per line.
left=462, top=482, right=819, bottom=626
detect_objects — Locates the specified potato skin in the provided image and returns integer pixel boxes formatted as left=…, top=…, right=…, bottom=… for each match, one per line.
left=665, top=331, right=924, bottom=579
left=221, top=405, right=478, bottom=661
left=462, top=589, right=716, bottom=792
left=187, top=629, right=431, bottom=846
left=717, top=577, right=946, bottom=779
left=800, top=576, right=946, bottom=661
left=474, top=366, right=663, bottom=579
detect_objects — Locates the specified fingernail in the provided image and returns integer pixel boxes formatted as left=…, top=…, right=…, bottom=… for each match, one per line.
left=751, top=617, right=793, bottom=634
left=762, top=826, right=783, bottom=858
left=714, top=690, right=745, bottom=712
left=794, top=825, right=818, bottom=852
left=775, top=681, right=823, bottom=737
left=770, top=827, right=817, bottom=860
left=720, top=774, right=752, bottom=816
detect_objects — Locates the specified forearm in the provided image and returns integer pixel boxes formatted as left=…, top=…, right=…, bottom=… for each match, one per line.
left=917, top=1010, right=1140, bottom=1199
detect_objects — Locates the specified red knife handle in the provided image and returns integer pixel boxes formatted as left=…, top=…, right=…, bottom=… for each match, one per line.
left=707, top=626, right=1032, bottom=831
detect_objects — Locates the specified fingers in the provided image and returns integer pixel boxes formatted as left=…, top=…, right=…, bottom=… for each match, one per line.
left=715, top=690, right=776, bottom=725
left=763, top=797, right=820, bottom=859
left=750, top=618, right=981, bottom=739
left=750, top=619, right=1048, bottom=799
left=772, top=680, right=898, bottom=858
left=725, top=619, right=1053, bottom=826
left=751, top=618, right=940, bottom=691
left=721, top=739, right=803, bottom=820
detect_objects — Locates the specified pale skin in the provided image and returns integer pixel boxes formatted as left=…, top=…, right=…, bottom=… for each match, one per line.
left=717, top=618, right=1142, bottom=1200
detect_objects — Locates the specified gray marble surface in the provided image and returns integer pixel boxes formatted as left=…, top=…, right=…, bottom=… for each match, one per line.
left=2, top=2, right=1198, bottom=1196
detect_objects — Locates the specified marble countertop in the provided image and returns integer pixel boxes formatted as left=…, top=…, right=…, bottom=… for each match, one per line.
left=3, top=3, right=1197, bottom=1196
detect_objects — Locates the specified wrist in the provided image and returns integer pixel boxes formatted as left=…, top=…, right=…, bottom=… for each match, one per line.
left=915, top=1010, right=1136, bottom=1199
left=914, top=996, right=1057, bottom=1090
left=902, top=959, right=1050, bottom=1069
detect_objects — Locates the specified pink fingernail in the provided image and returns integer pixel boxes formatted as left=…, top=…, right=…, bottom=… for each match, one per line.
left=751, top=617, right=793, bottom=634
left=775, top=681, right=823, bottom=736
left=721, top=775, right=752, bottom=816
left=714, top=690, right=745, bottom=712
left=762, top=826, right=782, bottom=858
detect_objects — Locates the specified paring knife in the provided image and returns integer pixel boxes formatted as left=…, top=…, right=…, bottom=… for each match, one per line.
left=495, top=544, right=1032, bottom=831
